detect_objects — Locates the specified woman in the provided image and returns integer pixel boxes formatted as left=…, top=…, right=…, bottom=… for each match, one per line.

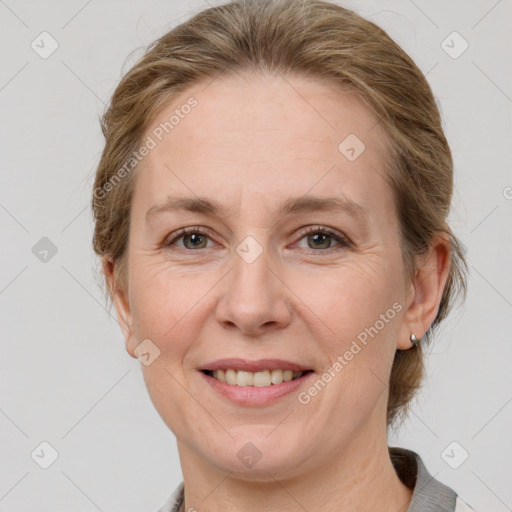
left=91, top=0, right=474, bottom=510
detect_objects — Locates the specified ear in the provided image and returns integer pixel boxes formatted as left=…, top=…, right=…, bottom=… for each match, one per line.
left=102, top=257, right=138, bottom=359
left=397, top=234, right=452, bottom=350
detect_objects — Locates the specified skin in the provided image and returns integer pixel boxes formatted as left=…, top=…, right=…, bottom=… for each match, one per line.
left=105, top=72, right=451, bottom=512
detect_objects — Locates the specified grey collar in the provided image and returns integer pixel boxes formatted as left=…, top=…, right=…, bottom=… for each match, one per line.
left=390, top=446, right=458, bottom=512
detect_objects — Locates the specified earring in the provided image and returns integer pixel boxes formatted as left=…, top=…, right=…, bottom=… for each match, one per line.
left=410, top=333, right=420, bottom=347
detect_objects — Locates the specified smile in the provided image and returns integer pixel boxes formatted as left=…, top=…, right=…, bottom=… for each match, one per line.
left=203, top=368, right=312, bottom=387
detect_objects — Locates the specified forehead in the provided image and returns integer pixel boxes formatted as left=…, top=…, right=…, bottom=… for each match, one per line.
left=133, top=72, right=393, bottom=221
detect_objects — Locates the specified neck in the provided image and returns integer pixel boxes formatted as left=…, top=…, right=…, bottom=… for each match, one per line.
left=176, top=416, right=413, bottom=512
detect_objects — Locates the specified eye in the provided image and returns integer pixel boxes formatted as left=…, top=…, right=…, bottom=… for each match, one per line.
left=295, top=226, right=350, bottom=251
left=163, top=227, right=214, bottom=250
left=162, top=225, right=351, bottom=252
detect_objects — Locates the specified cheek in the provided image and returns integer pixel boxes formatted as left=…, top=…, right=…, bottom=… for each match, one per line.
left=294, top=252, right=403, bottom=349
left=127, top=255, right=219, bottom=359
left=139, top=359, right=195, bottom=438
left=295, top=252, right=402, bottom=409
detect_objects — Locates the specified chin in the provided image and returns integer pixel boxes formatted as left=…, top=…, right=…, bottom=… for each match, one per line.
left=202, top=426, right=313, bottom=480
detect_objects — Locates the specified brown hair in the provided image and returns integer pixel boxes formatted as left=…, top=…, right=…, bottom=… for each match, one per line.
left=91, top=0, right=468, bottom=430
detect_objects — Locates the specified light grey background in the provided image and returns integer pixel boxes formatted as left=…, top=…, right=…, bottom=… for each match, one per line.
left=1, top=0, right=511, bottom=511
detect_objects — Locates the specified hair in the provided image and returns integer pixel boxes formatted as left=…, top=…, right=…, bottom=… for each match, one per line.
left=91, top=0, right=468, bottom=431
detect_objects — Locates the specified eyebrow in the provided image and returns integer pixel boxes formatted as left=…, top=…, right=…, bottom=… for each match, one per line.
left=145, top=195, right=369, bottom=222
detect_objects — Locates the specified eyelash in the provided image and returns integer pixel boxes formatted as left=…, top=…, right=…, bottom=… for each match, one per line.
left=162, top=225, right=351, bottom=253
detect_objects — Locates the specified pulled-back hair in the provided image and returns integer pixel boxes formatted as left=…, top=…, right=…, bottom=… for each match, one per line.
left=91, top=0, right=468, bottom=430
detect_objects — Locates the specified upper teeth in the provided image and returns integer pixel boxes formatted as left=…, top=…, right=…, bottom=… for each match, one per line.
left=212, top=369, right=303, bottom=387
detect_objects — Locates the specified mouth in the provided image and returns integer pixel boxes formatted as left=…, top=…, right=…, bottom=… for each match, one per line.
left=200, top=362, right=315, bottom=406
left=201, top=368, right=314, bottom=387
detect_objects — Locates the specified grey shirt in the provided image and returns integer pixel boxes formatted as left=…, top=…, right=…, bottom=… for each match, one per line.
left=155, top=447, right=477, bottom=512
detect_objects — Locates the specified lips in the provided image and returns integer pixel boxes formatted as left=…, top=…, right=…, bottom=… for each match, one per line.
left=200, top=358, right=313, bottom=373
left=200, top=361, right=315, bottom=406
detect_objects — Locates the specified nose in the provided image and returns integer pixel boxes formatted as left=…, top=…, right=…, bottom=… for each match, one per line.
left=215, top=240, right=292, bottom=337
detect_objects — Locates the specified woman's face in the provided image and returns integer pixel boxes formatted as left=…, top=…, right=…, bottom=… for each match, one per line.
left=115, top=73, right=415, bottom=478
